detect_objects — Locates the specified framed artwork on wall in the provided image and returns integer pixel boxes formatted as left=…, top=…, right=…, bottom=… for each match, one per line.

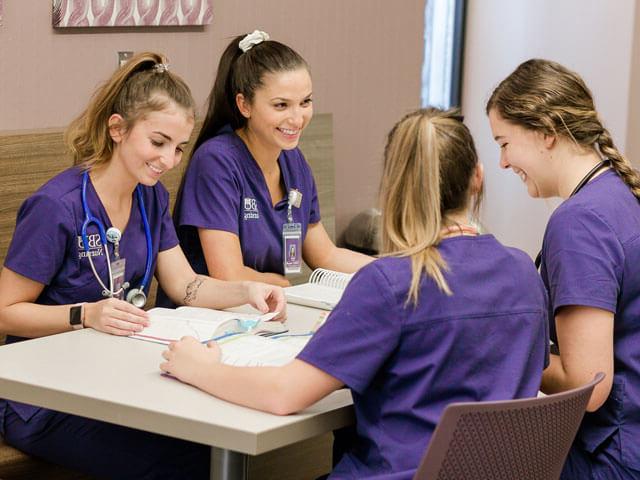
left=52, top=0, right=213, bottom=28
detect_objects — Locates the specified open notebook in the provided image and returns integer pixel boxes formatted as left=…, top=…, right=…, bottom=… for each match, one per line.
left=285, top=268, right=353, bottom=310
left=129, top=307, right=308, bottom=366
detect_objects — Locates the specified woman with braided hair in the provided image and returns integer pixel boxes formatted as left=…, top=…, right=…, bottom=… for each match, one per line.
left=488, top=59, right=640, bottom=479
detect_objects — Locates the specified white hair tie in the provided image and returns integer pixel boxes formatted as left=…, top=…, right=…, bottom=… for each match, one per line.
left=239, top=30, right=270, bottom=53
left=153, top=63, right=169, bottom=73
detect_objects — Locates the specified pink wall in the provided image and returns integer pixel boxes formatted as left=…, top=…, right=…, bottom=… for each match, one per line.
left=628, top=2, right=640, bottom=168
left=0, top=1, right=424, bottom=237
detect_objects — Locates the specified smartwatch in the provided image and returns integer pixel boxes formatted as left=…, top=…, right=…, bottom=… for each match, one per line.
left=69, top=304, right=84, bottom=330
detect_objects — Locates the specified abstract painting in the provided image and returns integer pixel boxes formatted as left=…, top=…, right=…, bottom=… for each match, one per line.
left=52, top=0, right=213, bottom=27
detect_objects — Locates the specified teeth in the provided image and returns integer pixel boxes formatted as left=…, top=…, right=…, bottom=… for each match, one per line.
left=279, top=128, right=298, bottom=135
left=147, top=163, right=163, bottom=174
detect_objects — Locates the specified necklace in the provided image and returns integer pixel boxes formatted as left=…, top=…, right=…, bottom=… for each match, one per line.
left=440, top=223, right=479, bottom=238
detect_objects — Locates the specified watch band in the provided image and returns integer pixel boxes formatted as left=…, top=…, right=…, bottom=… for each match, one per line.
left=69, top=304, right=84, bottom=330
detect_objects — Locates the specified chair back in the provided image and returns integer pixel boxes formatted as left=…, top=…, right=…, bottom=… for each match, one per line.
left=414, top=373, right=605, bottom=480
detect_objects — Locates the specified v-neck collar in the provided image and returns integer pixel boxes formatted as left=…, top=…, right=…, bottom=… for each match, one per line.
left=86, top=173, right=137, bottom=238
left=232, top=132, right=290, bottom=209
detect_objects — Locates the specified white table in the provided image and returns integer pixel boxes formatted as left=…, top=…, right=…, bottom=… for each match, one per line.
left=0, top=304, right=354, bottom=479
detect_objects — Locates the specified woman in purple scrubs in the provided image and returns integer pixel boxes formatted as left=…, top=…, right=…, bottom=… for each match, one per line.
left=0, top=52, right=284, bottom=479
left=160, top=108, right=549, bottom=480
left=168, top=30, right=372, bottom=290
left=488, top=59, right=640, bottom=479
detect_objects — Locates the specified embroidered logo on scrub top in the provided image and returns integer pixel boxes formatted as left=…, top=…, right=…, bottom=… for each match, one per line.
left=77, top=234, right=104, bottom=259
left=243, top=197, right=260, bottom=220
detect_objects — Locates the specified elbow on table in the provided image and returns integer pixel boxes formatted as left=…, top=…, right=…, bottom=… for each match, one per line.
left=261, top=377, right=308, bottom=416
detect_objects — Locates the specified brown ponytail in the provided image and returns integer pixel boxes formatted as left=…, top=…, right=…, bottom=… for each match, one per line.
left=65, top=51, right=195, bottom=170
left=597, top=128, right=640, bottom=199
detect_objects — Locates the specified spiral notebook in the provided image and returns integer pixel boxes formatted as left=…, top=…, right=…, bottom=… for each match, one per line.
left=284, top=268, right=353, bottom=310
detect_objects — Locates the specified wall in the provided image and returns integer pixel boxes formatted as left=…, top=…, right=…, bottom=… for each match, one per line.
left=0, top=1, right=425, bottom=237
left=628, top=0, right=640, bottom=167
left=461, top=0, right=637, bottom=257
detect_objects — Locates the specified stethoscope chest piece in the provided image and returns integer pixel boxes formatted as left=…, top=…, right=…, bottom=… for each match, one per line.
left=126, top=288, right=147, bottom=308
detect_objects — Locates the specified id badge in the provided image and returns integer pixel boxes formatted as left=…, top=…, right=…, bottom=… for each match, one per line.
left=282, top=223, right=302, bottom=274
left=110, top=258, right=126, bottom=300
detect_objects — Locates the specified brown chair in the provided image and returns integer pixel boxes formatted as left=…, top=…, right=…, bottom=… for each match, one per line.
left=414, top=373, right=605, bottom=480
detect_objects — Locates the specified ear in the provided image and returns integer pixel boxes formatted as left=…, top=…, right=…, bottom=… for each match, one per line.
left=235, top=93, right=251, bottom=119
left=543, top=133, right=556, bottom=149
left=470, top=162, right=484, bottom=195
left=108, top=114, right=126, bottom=143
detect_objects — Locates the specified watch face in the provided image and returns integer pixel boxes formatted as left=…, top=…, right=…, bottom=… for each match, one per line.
left=70, top=305, right=83, bottom=326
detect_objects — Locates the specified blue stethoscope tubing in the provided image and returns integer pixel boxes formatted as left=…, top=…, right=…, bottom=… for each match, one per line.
left=81, top=171, right=152, bottom=307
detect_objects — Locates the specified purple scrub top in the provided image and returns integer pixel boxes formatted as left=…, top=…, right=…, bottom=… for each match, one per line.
left=298, top=235, right=549, bottom=479
left=174, top=130, right=320, bottom=276
left=540, top=169, right=640, bottom=472
left=0, top=167, right=178, bottom=428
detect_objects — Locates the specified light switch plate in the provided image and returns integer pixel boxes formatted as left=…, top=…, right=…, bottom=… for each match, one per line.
left=118, top=51, right=134, bottom=67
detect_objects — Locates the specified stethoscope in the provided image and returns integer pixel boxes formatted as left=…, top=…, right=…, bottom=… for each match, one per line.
left=534, top=159, right=610, bottom=269
left=81, top=171, right=153, bottom=308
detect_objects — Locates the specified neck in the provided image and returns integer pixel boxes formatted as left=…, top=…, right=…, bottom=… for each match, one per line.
left=237, top=127, right=280, bottom=175
left=552, top=142, right=604, bottom=199
left=441, top=212, right=478, bottom=237
left=89, top=159, right=137, bottom=208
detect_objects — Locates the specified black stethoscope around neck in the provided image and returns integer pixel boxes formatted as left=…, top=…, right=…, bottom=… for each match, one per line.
left=534, top=159, right=610, bottom=269
left=81, top=171, right=153, bottom=308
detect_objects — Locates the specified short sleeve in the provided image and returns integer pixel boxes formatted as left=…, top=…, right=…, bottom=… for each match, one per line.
left=543, top=205, right=623, bottom=314
left=4, top=193, right=73, bottom=285
left=177, top=144, right=241, bottom=235
left=156, top=184, right=178, bottom=252
left=297, top=154, right=321, bottom=224
left=308, top=173, right=321, bottom=224
left=297, top=263, right=403, bottom=394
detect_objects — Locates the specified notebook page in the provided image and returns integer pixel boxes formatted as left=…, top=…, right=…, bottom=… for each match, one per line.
left=131, top=308, right=282, bottom=345
left=218, top=334, right=311, bottom=367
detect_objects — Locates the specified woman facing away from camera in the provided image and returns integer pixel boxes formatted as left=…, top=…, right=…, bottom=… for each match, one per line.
left=160, top=108, right=549, bottom=479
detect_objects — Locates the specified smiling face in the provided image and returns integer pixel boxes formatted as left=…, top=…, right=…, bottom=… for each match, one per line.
left=488, top=108, right=558, bottom=198
left=109, top=101, right=194, bottom=186
left=236, top=68, right=313, bottom=153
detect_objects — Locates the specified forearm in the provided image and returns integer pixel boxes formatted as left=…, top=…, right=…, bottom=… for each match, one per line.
left=0, top=302, right=78, bottom=338
left=194, top=363, right=295, bottom=415
left=235, top=266, right=291, bottom=287
left=173, top=275, right=250, bottom=310
left=310, top=246, right=373, bottom=273
left=540, top=354, right=569, bottom=394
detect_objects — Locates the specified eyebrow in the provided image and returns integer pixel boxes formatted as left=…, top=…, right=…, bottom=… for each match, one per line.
left=270, top=92, right=313, bottom=102
left=494, top=135, right=505, bottom=141
left=153, top=131, right=190, bottom=145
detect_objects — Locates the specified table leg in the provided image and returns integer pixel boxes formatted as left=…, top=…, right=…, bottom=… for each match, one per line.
left=210, top=447, right=249, bottom=480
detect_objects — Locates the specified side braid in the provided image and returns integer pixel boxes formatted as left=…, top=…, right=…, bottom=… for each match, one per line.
left=597, top=128, right=640, bottom=200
